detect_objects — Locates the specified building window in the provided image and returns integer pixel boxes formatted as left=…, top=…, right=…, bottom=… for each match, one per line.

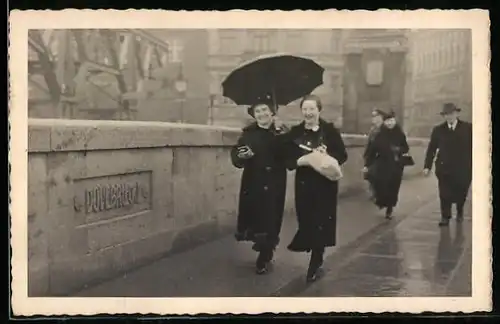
left=251, top=32, right=271, bottom=52
left=219, top=35, right=237, bottom=55
left=164, top=39, right=184, bottom=63
left=285, top=31, right=302, bottom=53
left=331, top=74, right=341, bottom=96
left=331, top=33, right=341, bottom=54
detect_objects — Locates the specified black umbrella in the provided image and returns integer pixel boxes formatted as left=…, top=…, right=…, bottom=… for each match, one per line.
left=221, top=53, right=325, bottom=108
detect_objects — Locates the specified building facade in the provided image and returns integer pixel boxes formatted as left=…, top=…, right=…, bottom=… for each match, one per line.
left=341, top=29, right=410, bottom=134
left=403, top=29, right=472, bottom=137
left=28, top=29, right=209, bottom=124
left=206, top=29, right=346, bottom=127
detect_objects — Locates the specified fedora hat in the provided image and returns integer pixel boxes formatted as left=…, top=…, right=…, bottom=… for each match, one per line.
left=440, top=103, right=461, bottom=115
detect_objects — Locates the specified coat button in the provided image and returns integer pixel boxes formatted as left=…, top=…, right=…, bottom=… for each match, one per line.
left=263, top=186, right=268, bottom=191
left=266, top=166, right=272, bottom=171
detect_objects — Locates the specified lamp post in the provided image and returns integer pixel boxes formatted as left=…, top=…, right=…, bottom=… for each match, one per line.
left=174, top=64, right=187, bottom=123
left=209, top=83, right=218, bottom=125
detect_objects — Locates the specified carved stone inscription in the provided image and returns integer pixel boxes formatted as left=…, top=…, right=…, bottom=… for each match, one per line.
left=74, top=171, right=152, bottom=224
left=85, top=183, right=140, bottom=214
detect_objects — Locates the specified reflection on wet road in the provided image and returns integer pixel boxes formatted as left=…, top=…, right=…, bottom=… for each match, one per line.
left=299, top=198, right=472, bottom=297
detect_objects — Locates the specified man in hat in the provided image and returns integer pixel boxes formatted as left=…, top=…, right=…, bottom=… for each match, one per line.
left=423, top=103, right=472, bottom=226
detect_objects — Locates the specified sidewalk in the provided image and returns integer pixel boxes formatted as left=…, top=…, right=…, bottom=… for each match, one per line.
left=74, top=176, right=439, bottom=297
left=297, top=194, right=472, bottom=297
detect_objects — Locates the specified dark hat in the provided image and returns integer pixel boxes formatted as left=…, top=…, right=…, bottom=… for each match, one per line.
left=247, top=102, right=277, bottom=117
left=373, top=109, right=395, bottom=120
left=440, top=103, right=461, bottom=115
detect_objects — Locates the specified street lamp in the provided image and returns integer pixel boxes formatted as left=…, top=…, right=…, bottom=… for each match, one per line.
left=174, top=64, right=187, bottom=123
left=209, top=83, right=218, bottom=125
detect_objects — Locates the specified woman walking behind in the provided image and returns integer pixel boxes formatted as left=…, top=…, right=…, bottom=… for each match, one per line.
left=362, top=110, right=410, bottom=220
left=231, top=102, right=288, bottom=275
left=363, top=109, right=385, bottom=200
left=283, top=95, right=348, bottom=282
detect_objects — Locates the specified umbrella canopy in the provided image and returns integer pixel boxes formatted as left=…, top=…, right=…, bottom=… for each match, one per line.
left=221, top=53, right=325, bottom=107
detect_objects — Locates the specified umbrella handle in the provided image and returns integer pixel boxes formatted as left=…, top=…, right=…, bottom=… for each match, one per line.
left=271, top=87, right=278, bottom=112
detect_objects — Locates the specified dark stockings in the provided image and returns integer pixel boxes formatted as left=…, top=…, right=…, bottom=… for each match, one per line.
left=385, top=206, right=394, bottom=219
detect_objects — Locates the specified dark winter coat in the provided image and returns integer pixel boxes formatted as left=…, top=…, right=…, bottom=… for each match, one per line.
left=424, top=119, right=472, bottom=204
left=364, top=124, right=409, bottom=208
left=283, top=119, right=348, bottom=252
left=230, top=122, right=288, bottom=251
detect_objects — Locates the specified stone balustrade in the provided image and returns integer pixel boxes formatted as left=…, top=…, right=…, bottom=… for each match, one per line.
left=27, top=118, right=429, bottom=296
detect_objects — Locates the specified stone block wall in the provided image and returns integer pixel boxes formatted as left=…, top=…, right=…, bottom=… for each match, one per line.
left=27, top=118, right=428, bottom=296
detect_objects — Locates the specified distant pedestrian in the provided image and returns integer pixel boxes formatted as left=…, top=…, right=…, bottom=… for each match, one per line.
left=363, top=109, right=385, bottom=200
left=423, top=103, right=472, bottom=227
left=231, top=102, right=289, bottom=275
left=362, top=110, right=410, bottom=219
left=283, top=94, right=348, bottom=282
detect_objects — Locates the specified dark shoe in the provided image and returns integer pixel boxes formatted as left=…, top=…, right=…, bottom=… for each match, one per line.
left=255, top=264, right=270, bottom=275
left=306, top=267, right=324, bottom=283
left=255, top=249, right=273, bottom=275
left=385, top=206, right=393, bottom=220
left=306, top=249, right=324, bottom=282
left=438, top=219, right=450, bottom=227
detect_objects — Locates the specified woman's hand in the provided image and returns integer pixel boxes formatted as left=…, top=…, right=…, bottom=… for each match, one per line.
left=362, top=166, right=368, bottom=173
left=297, top=155, right=308, bottom=167
left=314, top=144, right=327, bottom=154
left=237, top=146, right=254, bottom=159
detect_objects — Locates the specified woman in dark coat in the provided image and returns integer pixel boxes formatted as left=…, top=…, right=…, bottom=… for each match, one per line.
left=230, top=102, right=289, bottom=275
left=283, top=94, right=348, bottom=282
left=363, top=111, right=410, bottom=219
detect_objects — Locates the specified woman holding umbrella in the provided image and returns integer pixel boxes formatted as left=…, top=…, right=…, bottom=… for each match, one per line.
left=230, top=100, right=289, bottom=275
left=223, top=53, right=328, bottom=276
left=283, top=94, right=348, bottom=282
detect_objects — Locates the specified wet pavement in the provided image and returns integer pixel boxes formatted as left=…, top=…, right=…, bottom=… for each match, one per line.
left=73, top=176, right=457, bottom=297
left=298, top=196, right=472, bottom=297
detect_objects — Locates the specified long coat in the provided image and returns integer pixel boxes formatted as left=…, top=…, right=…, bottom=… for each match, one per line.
left=424, top=119, right=472, bottom=204
left=364, top=125, right=409, bottom=208
left=284, top=119, right=348, bottom=252
left=363, top=125, right=381, bottom=183
left=230, top=122, right=288, bottom=250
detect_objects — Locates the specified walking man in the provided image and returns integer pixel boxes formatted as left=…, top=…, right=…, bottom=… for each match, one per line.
left=423, top=103, right=472, bottom=226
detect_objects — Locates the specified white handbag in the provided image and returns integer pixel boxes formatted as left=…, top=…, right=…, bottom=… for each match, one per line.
left=299, top=145, right=343, bottom=181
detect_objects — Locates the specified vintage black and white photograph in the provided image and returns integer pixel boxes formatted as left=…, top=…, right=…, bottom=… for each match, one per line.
left=9, top=10, right=491, bottom=315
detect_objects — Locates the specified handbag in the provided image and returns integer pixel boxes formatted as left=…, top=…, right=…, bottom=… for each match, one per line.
left=401, top=153, right=415, bottom=166
left=300, top=150, right=343, bottom=181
